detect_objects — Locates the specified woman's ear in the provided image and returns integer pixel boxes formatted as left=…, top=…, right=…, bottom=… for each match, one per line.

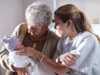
left=68, top=20, right=73, bottom=25
left=64, top=19, right=73, bottom=27
left=68, top=20, right=78, bottom=34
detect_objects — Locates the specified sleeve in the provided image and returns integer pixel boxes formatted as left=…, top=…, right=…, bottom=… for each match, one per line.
left=0, top=23, right=27, bottom=71
left=0, top=46, right=14, bottom=71
left=87, top=42, right=100, bottom=75
left=70, top=36, right=96, bottom=74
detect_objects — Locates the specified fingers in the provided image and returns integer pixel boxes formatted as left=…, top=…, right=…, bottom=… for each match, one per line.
left=62, top=56, right=75, bottom=66
left=66, top=54, right=77, bottom=61
left=56, top=58, right=62, bottom=63
left=60, top=53, right=77, bottom=66
left=65, top=54, right=76, bottom=65
left=16, top=49, right=26, bottom=56
left=16, top=47, right=34, bottom=57
left=17, top=70, right=28, bottom=75
left=16, top=68, right=28, bottom=75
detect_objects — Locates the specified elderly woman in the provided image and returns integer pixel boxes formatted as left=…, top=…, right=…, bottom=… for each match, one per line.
left=54, top=4, right=100, bottom=75
left=0, top=2, right=71, bottom=75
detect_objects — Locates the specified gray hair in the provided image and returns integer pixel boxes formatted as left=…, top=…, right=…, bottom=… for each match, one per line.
left=25, top=2, right=52, bottom=26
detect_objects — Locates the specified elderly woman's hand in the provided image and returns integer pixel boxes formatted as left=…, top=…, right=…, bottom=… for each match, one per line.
left=12, top=65, right=28, bottom=75
left=15, top=68, right=28, bottom=75
left=58, top=52, right=78, bottom=67
left=16, top=47, right=40, bottom=60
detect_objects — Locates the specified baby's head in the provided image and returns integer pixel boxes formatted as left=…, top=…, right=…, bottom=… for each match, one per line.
left=2, top=35, right=22, bottom=51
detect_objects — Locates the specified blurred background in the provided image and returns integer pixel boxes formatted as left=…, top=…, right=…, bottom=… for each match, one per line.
left=0, top=0, right=100, bottom=37
left=0, top=0, right=100, bottom=74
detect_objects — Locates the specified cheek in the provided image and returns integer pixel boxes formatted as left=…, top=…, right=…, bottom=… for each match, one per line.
left=56, top=26, right=65, bottom=36
left=64, top=27, right=71, bottom=35
left=56, top=26, right=63, bottom=31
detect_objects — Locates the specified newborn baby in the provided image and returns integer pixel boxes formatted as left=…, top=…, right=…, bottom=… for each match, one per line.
left=2, top=35, right=34, bottom=75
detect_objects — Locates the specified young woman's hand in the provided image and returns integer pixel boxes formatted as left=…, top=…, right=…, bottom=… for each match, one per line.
left=59, top=52, right=78, bottom=66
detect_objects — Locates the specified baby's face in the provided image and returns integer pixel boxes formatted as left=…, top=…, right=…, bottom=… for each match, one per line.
left=16, top=40, right=24, bottom=50
left=2, top=36, right=23, bottom=51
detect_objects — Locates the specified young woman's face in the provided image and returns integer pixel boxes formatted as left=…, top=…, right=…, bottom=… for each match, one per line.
left=54, top=16, right=71, bottom=37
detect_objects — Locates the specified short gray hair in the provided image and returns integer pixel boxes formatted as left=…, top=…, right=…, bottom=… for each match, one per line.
left=25, top=2, right=52, bottom=26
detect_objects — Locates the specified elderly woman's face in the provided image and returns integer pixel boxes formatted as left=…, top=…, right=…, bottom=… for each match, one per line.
left=28, top=24, right=48, bottom=38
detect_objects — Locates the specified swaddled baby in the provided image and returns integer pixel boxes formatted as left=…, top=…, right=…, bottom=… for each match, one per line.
left=2, top=35, right=35, bottom=75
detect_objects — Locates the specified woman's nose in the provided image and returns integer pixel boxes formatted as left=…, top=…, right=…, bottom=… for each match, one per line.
left=56, top=25, right=62, bottom=30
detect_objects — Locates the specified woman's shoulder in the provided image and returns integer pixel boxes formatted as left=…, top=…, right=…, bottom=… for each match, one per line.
left=74, top=31, right=99, bottom=46
left=78, top=31, right=97, bottom=41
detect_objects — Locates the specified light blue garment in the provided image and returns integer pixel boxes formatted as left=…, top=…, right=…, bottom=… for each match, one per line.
left=57, top=31, right=100, bottom=75
left=88, top=44, right=100, bottom=75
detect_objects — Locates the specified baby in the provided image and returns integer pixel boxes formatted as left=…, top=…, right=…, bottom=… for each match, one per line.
left=2, top=35, right=34, bottom=75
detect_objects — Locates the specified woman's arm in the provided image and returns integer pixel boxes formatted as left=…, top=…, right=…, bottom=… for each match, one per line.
left=35, top=49, right=70, bottom=73
left=59, top=36, right=97, bottom=74
left=17, top=47, right=72, bottom=74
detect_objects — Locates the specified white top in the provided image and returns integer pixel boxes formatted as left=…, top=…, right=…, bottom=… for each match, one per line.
left=57, top=31, right=100, bottom=75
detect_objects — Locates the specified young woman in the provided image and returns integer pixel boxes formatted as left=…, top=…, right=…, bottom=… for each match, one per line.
left=54, top=4, right=100, bottom=75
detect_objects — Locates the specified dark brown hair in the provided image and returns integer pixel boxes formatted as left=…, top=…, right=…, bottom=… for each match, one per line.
left=54, top=4, right=92, bottom=33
